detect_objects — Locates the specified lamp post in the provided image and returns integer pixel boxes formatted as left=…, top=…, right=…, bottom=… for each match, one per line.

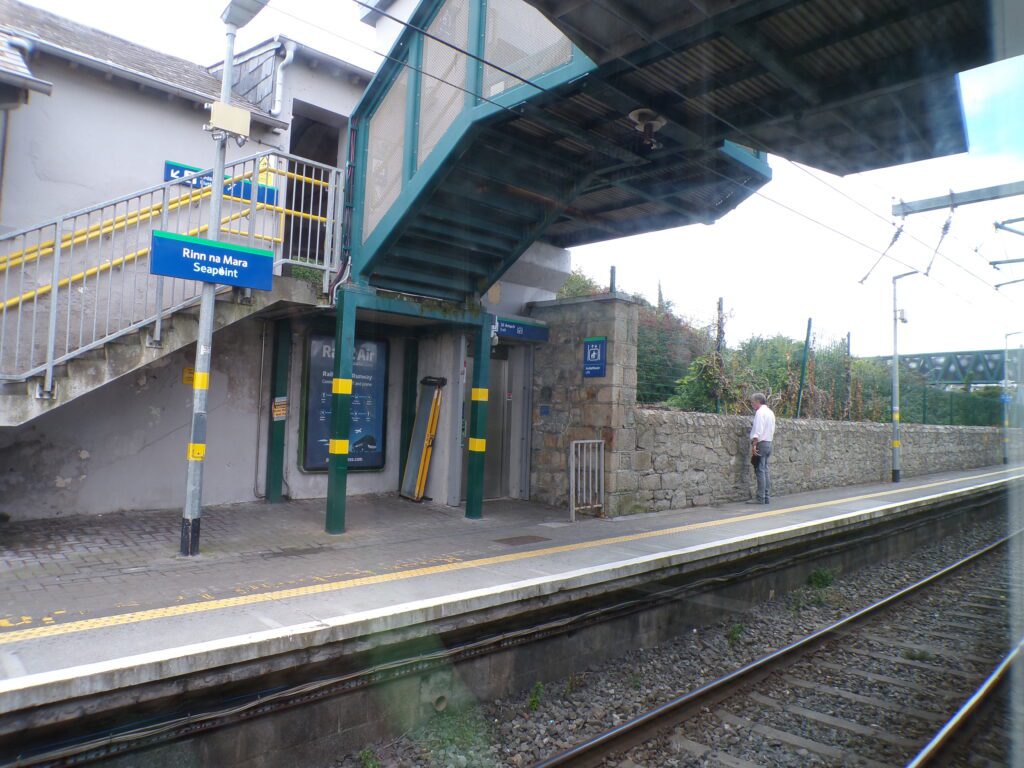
left=1003, top=331, right=1023, bottom=464
left=180, top=0, right=268, bottom=556
left=891, top=270, right=918, bottom=482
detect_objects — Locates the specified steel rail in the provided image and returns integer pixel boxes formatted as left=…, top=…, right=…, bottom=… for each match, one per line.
left=904, top=633, right=1024, bottom=767
left=533, top=527, right=1024, bottom=768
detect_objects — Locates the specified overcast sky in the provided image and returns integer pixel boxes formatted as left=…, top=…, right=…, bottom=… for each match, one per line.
left=19, top=0, right=1024, bottom=357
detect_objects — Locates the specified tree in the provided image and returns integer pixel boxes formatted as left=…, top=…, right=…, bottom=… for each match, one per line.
left=557, top=268, right=604, bottom=298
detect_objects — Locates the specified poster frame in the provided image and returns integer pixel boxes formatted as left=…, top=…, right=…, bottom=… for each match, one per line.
left=299, top=327, right=390, bottom=473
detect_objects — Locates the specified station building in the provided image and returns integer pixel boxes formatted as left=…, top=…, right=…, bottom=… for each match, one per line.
left=0, top=0, right=1003, bottom=527
left=0, top=0, right=572, bottom=521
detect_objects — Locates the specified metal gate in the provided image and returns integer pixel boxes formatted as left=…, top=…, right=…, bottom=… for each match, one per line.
left=569, top=439, right=604, bottom=521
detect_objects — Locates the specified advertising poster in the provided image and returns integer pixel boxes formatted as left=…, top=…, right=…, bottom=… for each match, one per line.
left=304, top=334, right=387, bottom=471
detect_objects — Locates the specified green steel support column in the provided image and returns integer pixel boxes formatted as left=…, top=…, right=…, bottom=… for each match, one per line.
left=399, top=338, right=420, bottom=482
left=465, top=314, right=493, bottom=519
left=466, top=0, right=486, bottom=104
left=403, top=33, right=422, bottom=180
left=265, top=319, right=291, bottom=503
left=326, top=290, right=357, bottom=534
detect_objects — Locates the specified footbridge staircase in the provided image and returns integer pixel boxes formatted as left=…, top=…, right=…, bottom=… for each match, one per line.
left=0, top=152, right=342, bottom=426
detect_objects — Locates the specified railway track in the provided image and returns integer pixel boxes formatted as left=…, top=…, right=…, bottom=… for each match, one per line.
left=534, top=531, right=1023, bottom=768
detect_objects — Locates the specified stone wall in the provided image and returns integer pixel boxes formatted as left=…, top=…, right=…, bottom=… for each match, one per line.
left=528, top=294, right=639, bottom=514
left=525, top=294, right=1004, bottom=517
left=620, top=410, right=1003, bottom=512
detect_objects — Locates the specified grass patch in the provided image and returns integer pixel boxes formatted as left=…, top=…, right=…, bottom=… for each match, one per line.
left=790, top=589, right=828, bottom=613
left=563, top=672, right=583, bottom=697
left=726, top=623, right=744, bottom=647
left=286, top=263, right=325, bottom=293
left=527, top=681, right=544, bottom=711
left=807, top=567, right=837, bottom=589
left=408, top=705, right=496, bottom=767
left=358, top=748, right=380, bottom=768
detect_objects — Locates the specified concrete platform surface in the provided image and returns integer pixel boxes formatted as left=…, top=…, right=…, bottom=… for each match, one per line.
left=2, top=464, right=1022, bottom=711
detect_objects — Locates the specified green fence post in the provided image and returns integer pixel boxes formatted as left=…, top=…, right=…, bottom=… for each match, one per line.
left=796, top=317, right=812, bottom=418
left=922, top=384, right=928, bottom=425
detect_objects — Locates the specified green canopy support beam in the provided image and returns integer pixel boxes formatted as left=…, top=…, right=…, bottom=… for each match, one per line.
left=465, top=313, right=493, bottom=519
left=326, top=288, right=357, bottom=534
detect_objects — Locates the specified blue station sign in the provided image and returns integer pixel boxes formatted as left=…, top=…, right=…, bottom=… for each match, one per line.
left=495, top=317, right=549, bottom=342
left=150, top=230, right=273, bottom=290
left=163, top=160, right=279, bottom=206
left=583, top=336, right=607, bottom=378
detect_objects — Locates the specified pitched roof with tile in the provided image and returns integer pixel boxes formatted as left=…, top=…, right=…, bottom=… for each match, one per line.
left=0, top=0, right=282, bottom=124
left=0, top=25, right=50, bottom=92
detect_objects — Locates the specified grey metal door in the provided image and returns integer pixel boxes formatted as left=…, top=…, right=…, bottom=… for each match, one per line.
left=462, top=352, right=511, bottom=500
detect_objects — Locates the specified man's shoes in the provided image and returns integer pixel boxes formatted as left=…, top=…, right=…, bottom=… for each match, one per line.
left=764, top=499, right=770, bottom=504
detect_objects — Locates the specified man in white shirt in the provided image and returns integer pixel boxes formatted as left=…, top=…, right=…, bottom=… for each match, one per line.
left=747, top=392, right=776, bottom=504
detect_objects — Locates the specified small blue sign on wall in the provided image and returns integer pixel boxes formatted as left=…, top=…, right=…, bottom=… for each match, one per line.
left=495, top=317, right=549, bottom=342
left=583, top=336, right=607, bottom=378
left=150, top=230, right=274, bottom=291
left=163, top=160, right=279, bottom=206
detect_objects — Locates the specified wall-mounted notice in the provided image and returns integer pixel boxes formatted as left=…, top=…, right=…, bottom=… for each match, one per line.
left=164, top=160, right=279, bottom=205
left=583, top=336, right=607, bottom=378
left=303, top=334, right=388, bottom=471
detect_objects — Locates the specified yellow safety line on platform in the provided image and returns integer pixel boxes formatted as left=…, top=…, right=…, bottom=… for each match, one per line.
left=1, top=468, right=1021, bottom=646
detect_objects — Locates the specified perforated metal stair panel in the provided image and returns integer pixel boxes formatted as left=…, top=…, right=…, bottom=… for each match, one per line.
left=363, top=69, right=409, bottom=241
left=482, top=0, right=571, bottom=98
left=418, top=0, right=470, bottom=167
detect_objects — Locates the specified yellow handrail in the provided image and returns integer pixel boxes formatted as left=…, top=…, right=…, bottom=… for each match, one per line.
left=1, top=206, right=258, bottom=312
left=0, top=162, right=334, bottom=274
left=2, top=175, right=336, bottom=311
left=264, top=166, right=331, bottom=187
left=0, top=169, right=260, bottom=273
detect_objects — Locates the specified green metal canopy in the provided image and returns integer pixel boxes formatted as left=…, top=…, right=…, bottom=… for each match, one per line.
left=346, top=0, right=998, bottom=305
left=522, top=0, right=993, bottom=175
left=346, top=0, right=772, bottom=303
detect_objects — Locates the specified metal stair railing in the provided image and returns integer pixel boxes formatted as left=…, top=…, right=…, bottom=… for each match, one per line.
left=0, top=150, right=343, bottom=392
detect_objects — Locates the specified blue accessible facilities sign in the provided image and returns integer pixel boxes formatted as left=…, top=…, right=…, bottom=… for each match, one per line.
left=150, top=230, right=274, bottom=290
left=583, top=336, right=607, bottom=378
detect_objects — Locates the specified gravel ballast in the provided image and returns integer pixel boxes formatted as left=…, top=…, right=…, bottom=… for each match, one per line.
left=335, top=511, right=1014, bottom=768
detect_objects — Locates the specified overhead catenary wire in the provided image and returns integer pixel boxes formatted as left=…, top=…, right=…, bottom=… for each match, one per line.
left=276, top=1, right=996, bottom=307
left=924, top=210, right=953, bottom=276
left=788, top=160, right=1009, bottom=293
left=858, top=225, right=904, bottom=284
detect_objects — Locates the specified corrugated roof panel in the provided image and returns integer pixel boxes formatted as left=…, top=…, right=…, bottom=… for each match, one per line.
left=684, top=72, right=781, bottom=115
left=759, top=0, right=898, bottom=49
left=575, top=186, right=634, bottom=210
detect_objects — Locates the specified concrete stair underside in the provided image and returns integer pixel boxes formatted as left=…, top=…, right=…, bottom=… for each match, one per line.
left=0, top=277, right=322, bottom=428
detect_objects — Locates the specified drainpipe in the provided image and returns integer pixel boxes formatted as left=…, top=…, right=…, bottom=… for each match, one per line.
left=2, top=38, right=34, bottom=220
left=270, top=39, right=296, bottom=117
